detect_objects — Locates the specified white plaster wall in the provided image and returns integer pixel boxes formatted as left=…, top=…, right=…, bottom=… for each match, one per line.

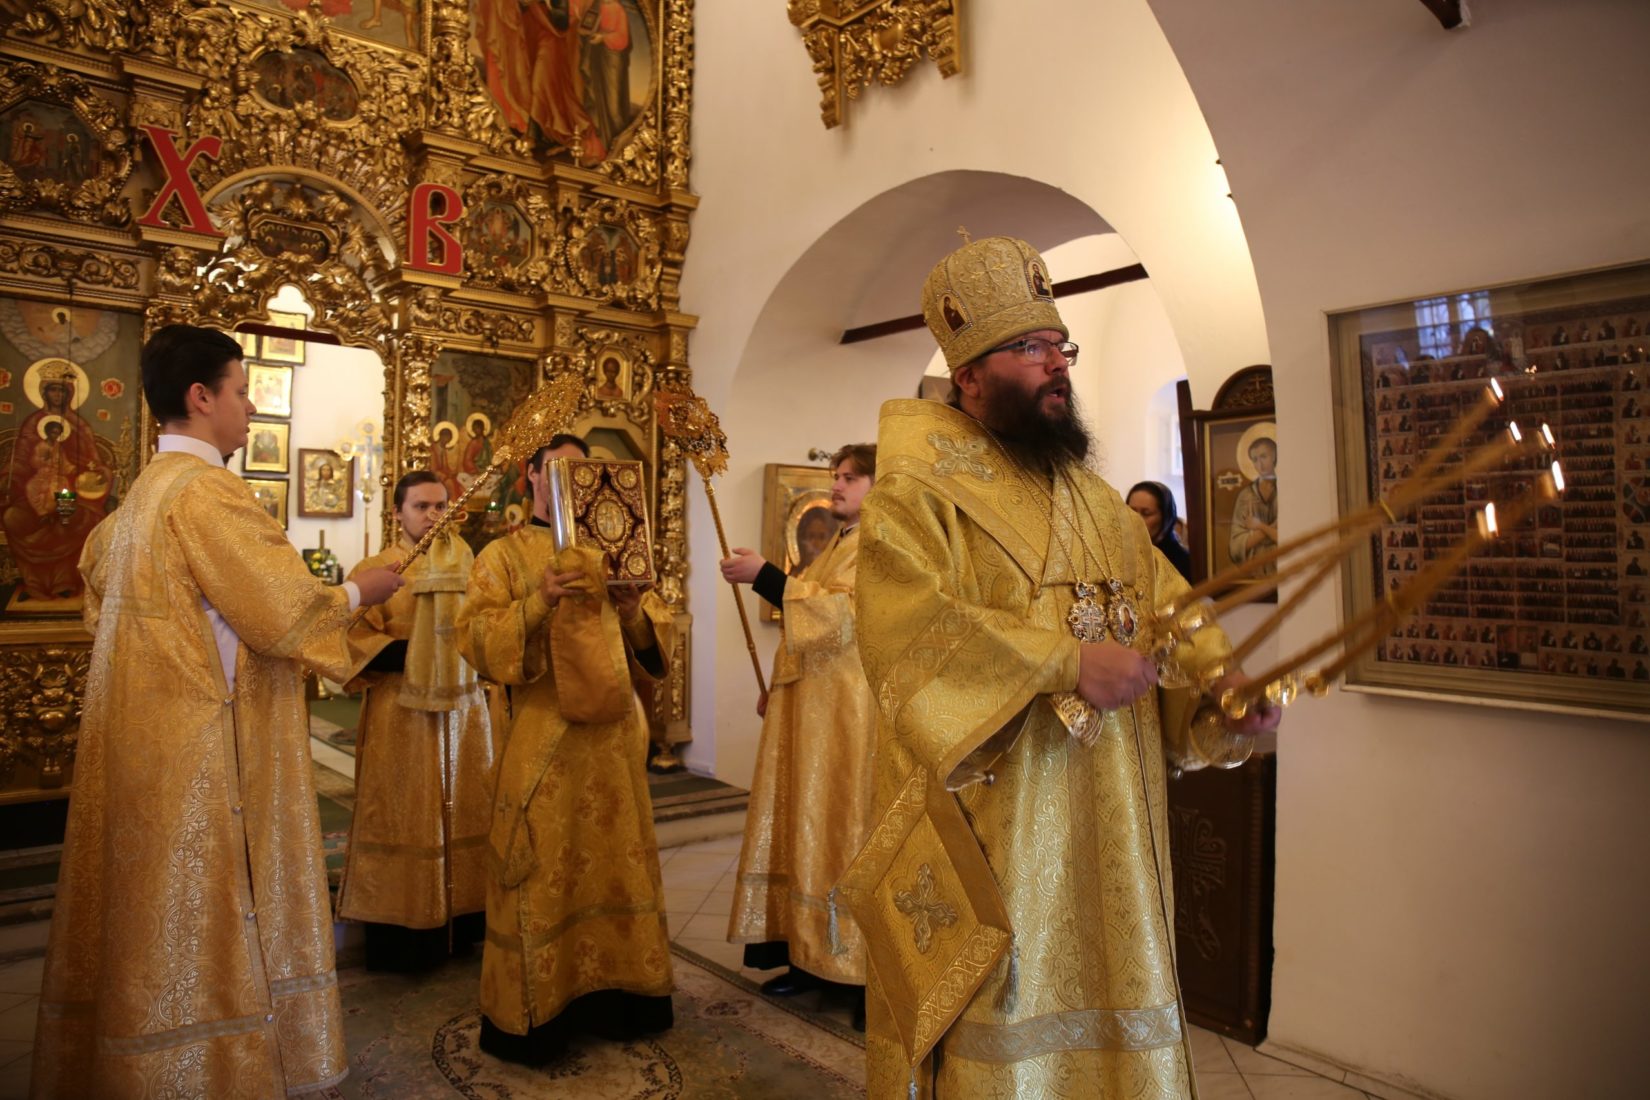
left=1146, top=1, right=1650, bottom=1097
left=1084, top=277, right=1189, bottom=489
left=684, top=0, right=1263, bottom=780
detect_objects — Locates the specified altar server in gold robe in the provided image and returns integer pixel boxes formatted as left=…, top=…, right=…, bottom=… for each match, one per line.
left=721, top=443, right=877, bottom=1018
left=456, top=433, right=676, bottom=1064
left=30, top=324, right=403, bottom=1100
left=336, top=470, right=495, bottom=970
left=848, top=237, right=1281, bottom=1099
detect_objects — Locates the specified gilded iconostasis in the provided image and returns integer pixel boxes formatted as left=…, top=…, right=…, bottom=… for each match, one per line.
left=0, top=0, right=698, bottom=803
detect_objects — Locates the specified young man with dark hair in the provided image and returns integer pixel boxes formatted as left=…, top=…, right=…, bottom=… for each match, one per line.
left=456, top=433, right=678, bottom=1063
left=531, top=432, right=591, bottom=466
left=336, top=470, right=496, bottom=972
left=721, top=443, right=878, bottom=1028
left=31, top=323, right=404, bottom=1098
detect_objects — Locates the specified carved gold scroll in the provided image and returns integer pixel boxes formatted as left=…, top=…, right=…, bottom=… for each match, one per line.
left=787, top=0, right=962, bottom=128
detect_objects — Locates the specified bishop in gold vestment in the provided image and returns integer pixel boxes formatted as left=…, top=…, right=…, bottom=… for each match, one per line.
left=337, top=521, right=494, bottom=963
left=726, top=445, right=878, bottom=993
left=32, top=443, right=365, bottom=1098
left=846, top=238, right=1276, bottom=1099
left=456, top=515, right=676, bottom=1057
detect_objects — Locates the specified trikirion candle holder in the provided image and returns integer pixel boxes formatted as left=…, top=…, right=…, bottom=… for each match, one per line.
left=1153, top=379, right=1565, bottom=725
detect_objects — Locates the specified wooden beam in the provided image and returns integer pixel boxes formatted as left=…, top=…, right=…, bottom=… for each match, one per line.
left=839, top=263, right=1150, bottom=344
left=235, top=320, right=342, bottom=346
left=1417, top=0, right=1466, bottom=30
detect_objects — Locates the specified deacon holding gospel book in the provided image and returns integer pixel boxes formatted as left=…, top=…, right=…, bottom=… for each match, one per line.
left=456, top=432, right=677, bottom=1063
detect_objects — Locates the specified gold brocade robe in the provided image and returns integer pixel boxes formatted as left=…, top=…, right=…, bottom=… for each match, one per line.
left=455, top=527, right=675, bottom=1034
left=854, top=401, right=1240, bottom=1100
left=728, top=528, right=876, bottom=983
left=336, top=538, right=494, bottom=929
left=32, top=453, right=352, bottom=1100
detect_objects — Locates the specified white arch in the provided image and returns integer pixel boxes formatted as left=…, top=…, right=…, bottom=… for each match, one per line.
left=696, top=174, right=1204, bottom=788
left=681, top=2, right=1267, bottom=783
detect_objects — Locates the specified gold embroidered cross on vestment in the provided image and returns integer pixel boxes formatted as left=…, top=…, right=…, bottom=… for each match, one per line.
left=893, top=863, right=958, bottom=954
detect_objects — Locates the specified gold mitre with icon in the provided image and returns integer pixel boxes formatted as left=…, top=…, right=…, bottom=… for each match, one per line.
left=921, top=234, right=1067, bottom=371
left=543, top=457, right=656, bottom=586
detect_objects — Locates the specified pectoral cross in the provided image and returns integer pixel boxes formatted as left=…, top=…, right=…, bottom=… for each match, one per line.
left=1068, top=581, right=1108, bottom=643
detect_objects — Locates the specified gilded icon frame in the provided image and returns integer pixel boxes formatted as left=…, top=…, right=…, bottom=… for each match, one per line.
left=296, top=448, right=354, bottom=519
left=247, top=362, right=293, bottom=418
left=244, top=476, right=288, bottom=529
left=260, top=310, right=307, bottom=364
left=759, top=463, right=841, bottom=622
left=242, top=419, right=290, bottom=473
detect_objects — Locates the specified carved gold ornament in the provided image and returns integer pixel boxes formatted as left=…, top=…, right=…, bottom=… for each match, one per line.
left=0, top=62, right=134, bottom=227
left=787, top=0, right=962, bottom=129
left=1, top=0, right=130, bottom=53
left=0, top=646, right=90, bottom=789
left=149, top=178, right=392, bottom=350
left=0, top=0, right=699, bottom=804
left=569, top=324, right=659, bottom=424
left=559, top=198, right=665, bottom=311
left=461, top=175, right=553, bottom=292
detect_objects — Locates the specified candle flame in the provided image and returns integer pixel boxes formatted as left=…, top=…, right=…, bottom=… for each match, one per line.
left=1483, top=502, right=1498, bottom=536
left=1488, top=377, right=1505, bottom=402
left=1539, top=423, right=1555, bottom=448
left=1507, top=421, right=1523, bottom=443
left=1551, top=461, right=1565, bottom=493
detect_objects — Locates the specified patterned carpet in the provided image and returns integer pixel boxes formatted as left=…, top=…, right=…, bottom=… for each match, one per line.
left=324, top=944, right=864, bottom=1098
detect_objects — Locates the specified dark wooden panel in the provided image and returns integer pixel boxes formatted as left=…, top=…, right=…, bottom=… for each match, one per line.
left=1168, top=753, right=1275, bottom=1044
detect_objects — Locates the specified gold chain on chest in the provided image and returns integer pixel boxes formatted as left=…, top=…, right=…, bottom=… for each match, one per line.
left=981, top=430, right=1142, bottom=648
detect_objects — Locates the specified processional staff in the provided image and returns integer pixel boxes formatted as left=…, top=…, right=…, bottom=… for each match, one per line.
left=655, top=387, right=769, bottom=696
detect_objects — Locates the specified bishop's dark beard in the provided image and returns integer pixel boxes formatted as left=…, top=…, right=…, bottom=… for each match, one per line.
left=980, top=377, right=1093, bottom=474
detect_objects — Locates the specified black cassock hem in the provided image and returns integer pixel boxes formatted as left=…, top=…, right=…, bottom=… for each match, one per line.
left=479, top=989, right=675, bottom=1065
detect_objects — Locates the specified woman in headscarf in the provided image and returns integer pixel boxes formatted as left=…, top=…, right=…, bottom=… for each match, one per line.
left=1126, top=479, right=1194, bottom=582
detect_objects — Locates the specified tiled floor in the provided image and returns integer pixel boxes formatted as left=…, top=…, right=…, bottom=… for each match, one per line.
left=0, top=836, right=1383, bottom=1099
left=659, top=837, right=1380, bottom=1100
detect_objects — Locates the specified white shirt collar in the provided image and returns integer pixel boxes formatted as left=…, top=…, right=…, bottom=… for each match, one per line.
left=157, top=433, right=227, bottom=468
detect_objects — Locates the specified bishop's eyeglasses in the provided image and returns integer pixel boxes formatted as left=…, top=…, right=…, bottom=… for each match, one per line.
left=985, top=336, right=1079, bottom=365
